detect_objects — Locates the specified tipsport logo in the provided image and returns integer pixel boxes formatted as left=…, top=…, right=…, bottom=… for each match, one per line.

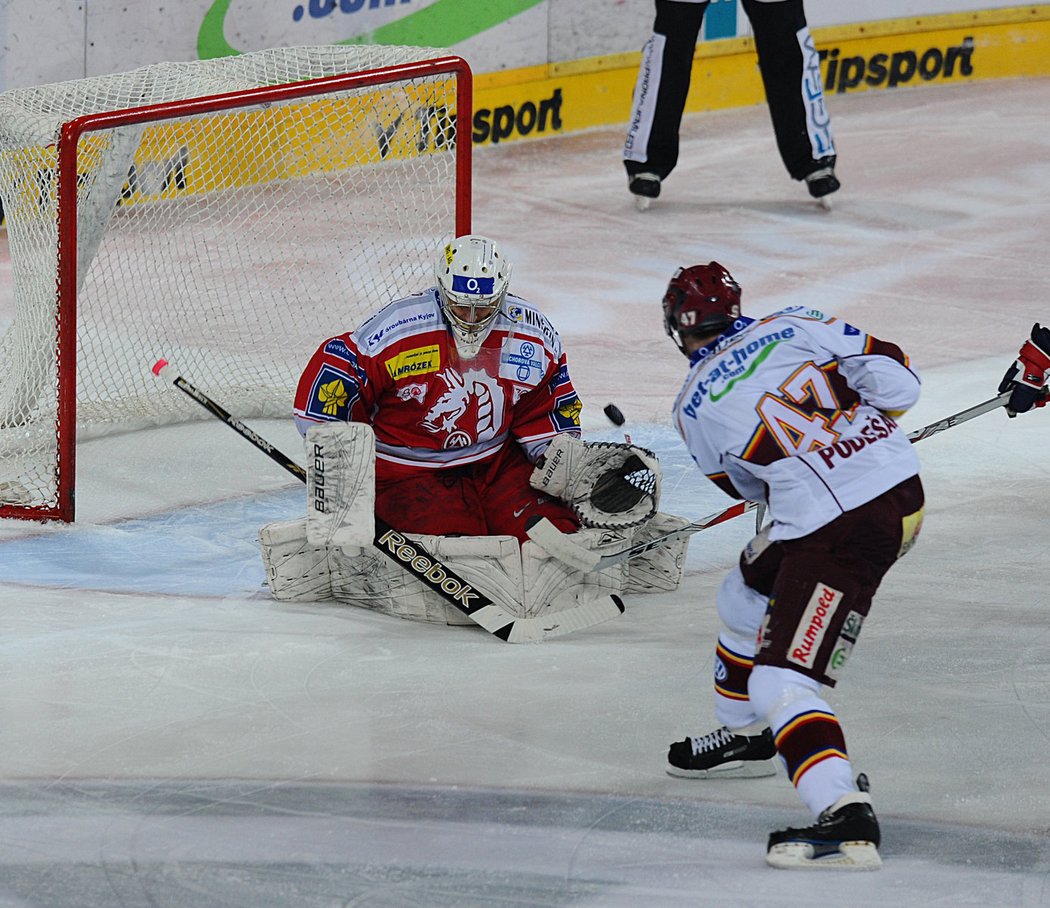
left=820, top=37, right=975, bottom=95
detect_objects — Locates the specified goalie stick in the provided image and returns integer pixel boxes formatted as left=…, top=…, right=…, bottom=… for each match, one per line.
left=151, top=360, right=625, bottom=643
left=529, top=391, right=1016, bottom=572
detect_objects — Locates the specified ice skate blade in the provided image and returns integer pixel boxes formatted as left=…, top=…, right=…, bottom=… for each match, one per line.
left=634, top=195, right=652, bottom=212
left=766, top=840, right=881, bottom=870
left=666, top=759, right=776, bottom=780
left=817, top=196, right=832, bottom=211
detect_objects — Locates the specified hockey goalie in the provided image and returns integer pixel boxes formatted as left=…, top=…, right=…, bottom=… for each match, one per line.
left=258, top=235, right=688, bottom=630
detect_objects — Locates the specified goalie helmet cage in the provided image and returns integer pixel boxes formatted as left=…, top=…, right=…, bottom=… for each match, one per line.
left=0, top=45, right=472, bottom=522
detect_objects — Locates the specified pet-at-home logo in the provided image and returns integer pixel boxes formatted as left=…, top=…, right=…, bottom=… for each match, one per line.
left=197, top=0, right=545, bottom=59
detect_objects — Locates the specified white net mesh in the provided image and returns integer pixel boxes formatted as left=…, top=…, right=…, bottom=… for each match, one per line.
left=0, top=45, right=466, bottom=518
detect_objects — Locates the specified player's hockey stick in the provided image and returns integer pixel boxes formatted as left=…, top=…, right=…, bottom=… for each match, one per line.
left=529, top=391, right=1015, bottom=572
left=152, top=360, right=624, bottom=643
left=903, top=389, right=1011, bottom=442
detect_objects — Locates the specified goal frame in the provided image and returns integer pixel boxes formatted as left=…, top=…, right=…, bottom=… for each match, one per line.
left=0, top=55, right=473, bottom=523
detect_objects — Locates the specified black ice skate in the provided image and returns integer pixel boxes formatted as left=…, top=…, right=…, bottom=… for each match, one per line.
left=628, top=172, right=661, bottom=211
left=666, top=726, right=777, bottom=779
left=804, top=165, right=840, bottom=205
left=766, top=778, right=881, bottom=870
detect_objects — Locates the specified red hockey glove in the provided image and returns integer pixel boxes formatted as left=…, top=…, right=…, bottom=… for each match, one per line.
left=998, top=323, right=1050, bottom=417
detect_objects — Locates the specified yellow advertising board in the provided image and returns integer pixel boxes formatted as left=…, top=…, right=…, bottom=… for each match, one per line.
left=18, top=5, right=1044, bottom=214
left=471, top=6, right=1050, bottom=146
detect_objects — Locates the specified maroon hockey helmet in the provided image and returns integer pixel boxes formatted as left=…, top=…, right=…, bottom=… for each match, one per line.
left=662, top=262, right=742, bottom=356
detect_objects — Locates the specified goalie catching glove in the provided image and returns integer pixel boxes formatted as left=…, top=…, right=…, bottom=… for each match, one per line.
left=529, top=435, right=660, bottom=529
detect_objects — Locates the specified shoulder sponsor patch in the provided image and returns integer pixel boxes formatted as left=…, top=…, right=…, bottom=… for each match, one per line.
left=552, top=392, right=583, bottom=431
left=323, top=337, right=354, bottom=360
left=385, top=344, right=441, bottom=380
left=307, top=365, right=360, bottom=421
left=548, top=362, right=571, bottom=392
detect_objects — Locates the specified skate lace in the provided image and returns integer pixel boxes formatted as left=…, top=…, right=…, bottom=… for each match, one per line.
left=690, top=726, right=735, bottom=755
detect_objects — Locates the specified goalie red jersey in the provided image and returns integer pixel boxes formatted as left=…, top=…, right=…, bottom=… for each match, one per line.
left=294, top=288, right=583, bottom=482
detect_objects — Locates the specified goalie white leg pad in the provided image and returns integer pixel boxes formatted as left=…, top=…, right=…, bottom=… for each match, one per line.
left=305, top=422, right=375, bottom=549
left=331, top=534, right=525, bottom=626
left=625, top=512, right=690, bottom=593
left=521, top=527, right=629, bottom=619
left=258, top=518, right=333, bottom=602
left=423, top=534, right=525, bottom=624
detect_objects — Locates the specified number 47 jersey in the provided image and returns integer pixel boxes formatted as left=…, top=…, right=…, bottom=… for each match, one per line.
left=673, top=307, right=922, bottom=542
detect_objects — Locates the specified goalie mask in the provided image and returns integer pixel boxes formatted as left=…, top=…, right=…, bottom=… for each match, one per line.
left=662, top=262, right=742, bottom=357
left=435, top=234, right=512, bottom=357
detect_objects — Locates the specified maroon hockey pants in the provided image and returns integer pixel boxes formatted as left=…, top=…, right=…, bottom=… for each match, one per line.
left=745, top=475, right=925, bottom=687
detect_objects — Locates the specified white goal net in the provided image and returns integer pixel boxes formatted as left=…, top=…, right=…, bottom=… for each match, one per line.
left=0, top=45, right=471, bottom=520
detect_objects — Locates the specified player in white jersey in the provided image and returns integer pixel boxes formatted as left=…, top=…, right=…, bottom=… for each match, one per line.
left=663, top=262, right=924, bottom=869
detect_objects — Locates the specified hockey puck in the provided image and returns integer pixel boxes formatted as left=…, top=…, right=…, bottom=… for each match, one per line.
left=603, top=403, right=626, bottom=426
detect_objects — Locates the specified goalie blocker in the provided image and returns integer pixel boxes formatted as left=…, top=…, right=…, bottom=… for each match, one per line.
left=260, top=423, right=688, bottom=626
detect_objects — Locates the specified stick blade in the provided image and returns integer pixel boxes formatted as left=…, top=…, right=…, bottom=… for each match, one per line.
left=526, top=518, right=601, bottom=571
left=504, top=594, right=625, bottom=643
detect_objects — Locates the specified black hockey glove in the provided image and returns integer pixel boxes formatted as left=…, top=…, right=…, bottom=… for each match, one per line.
left=998, top=323, right=1050, bottom=417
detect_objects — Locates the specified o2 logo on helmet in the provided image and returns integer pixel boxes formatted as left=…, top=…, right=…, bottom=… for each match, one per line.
left=451, top=274, right=495, bottom=296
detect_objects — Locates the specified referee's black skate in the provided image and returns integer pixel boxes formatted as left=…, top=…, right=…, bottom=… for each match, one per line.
left=666, top=726, right=776, bottom=779
left=766, top=775, right=881, bottom=870
left=804, top=165, right=840, bottom=201
left=628, top=172, right=661, bottom=211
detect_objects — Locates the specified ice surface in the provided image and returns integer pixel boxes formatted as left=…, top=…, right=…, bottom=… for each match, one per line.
left=1, top=78, right=1049, bottom=906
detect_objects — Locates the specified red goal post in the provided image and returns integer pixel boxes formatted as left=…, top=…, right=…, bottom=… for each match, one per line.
left=0, top=46, right=472, bottom=522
